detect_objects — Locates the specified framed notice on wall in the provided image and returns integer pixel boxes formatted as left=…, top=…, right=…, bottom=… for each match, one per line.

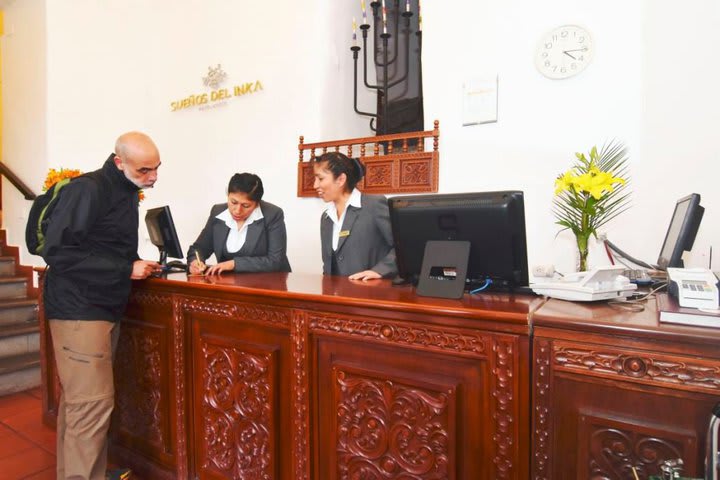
left=462, top=75, right=498, bottom=126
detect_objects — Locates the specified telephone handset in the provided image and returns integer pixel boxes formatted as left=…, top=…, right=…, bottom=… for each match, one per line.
left=667, top=267, right=719, bottom=309
left=530, top=265, right=637, bottom=301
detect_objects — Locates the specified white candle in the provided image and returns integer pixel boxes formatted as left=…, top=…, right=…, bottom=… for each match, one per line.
left=406, top=0, right=410, bottom=12
left=352, top=17, right=357, bottom=46
left=361, top=0, right=367, bottom=25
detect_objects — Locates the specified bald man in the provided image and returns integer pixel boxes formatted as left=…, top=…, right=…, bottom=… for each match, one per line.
left=43, top=132, right=162, bottom=480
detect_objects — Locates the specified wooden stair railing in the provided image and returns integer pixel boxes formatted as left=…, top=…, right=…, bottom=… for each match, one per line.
left=297, top=120, right=440, bottom=197
left=0, top=161, right=37, bottom=200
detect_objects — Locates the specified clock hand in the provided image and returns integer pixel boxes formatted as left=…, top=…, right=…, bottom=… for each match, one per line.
left=563, top=51, right=577, bottom=60
left=563, top=47, right=588, bottom=53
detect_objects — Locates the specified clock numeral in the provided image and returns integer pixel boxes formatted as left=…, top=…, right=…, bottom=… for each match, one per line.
left=544, top=60, right=551, bottom=67
left=571, top=63, right=577, bottom=70
left=561, top=30, right=568, bottom=38
left=542, top=52, right=548, bottom=58
left=545, top=42, right=553, bottom=49
left=578, top=55, right=584, bottom=61
left=578, top=36, right=585, bottom=43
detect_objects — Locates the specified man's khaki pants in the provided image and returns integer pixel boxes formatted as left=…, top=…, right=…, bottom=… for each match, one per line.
left=49, top=319, right=120, bottom=480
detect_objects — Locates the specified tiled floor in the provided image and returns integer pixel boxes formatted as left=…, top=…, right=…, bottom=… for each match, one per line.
left=0, top=388, right=56, bottom=479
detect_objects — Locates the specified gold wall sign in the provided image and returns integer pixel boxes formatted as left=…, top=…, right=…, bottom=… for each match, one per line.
left=170, top=64, right=263, bottom=112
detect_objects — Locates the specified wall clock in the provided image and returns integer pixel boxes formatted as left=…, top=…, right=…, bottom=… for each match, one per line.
left=535, top=25, right=594, bottom=79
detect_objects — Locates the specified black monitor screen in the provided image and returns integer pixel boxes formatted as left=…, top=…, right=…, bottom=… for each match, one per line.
left=389, top=191, right=529, bottom=289
left=656, top=193, right=704, bottom=269
left=145, top=206, right=184, bottom=265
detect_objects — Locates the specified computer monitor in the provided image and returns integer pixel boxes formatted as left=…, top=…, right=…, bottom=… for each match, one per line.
left=388, top=191, right=529, bottom=290
left=656, top=193, right=704, bottom=269
left=145, top=206, right=184, bottom=267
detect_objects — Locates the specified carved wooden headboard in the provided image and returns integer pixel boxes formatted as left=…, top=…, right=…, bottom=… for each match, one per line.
left=297, top=120, right=440, bottom=197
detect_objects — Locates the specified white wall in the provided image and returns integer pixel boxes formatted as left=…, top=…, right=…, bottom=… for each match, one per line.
left=1, top=0, right=46, bottom=257
left=2, top=0, right=718, bottom=276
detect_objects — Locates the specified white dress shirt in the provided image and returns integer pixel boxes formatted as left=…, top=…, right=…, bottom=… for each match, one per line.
left=215, top=205, right=264, bottom=253
left=324, top=188, right=362, bottom=251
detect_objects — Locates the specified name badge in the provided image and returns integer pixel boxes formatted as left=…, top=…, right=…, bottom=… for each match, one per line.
left=339, top=230, right=350, bottom=238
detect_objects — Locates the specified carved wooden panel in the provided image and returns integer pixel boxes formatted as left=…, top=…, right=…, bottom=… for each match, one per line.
left=197, top=337, right=277, bottom=480
left=297, top=120, right=440, bottom=197
left=315, top=331, right=506, bottom=479
left=553, top=341, right=720, bottom=393
left=291, top=311, right=310, bottom=480
left=114, top=321, right=164, bottom=447
left=335, top=368, right=453, bottom=479
left=533, top=335, right=716, bottom=480
left=309, top=311, right=487, bottom=357
left=578, top=412, right=695, bottom=479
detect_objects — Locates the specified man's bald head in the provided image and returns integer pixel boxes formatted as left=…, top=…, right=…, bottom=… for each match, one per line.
left=113, top=131, right=161, bottom=189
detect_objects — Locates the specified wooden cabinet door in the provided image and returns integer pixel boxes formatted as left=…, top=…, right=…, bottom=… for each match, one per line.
left=533, top=337, right=720, bottom=480
left=189, top=304, right=293, bottom=480
left=313, top=327, right=527, bottom=479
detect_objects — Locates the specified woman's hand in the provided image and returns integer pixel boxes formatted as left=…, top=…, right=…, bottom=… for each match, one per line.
left=205, top=260, right=235, bottom=276
left=349, top=270, right=382, bottom=281
left=189, top=259, right=207, bottom=275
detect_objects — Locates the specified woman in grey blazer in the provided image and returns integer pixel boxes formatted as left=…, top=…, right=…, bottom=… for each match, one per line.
left=187, top=173, right=291, bottom=275
left=313, top=152, right=397, bottom=280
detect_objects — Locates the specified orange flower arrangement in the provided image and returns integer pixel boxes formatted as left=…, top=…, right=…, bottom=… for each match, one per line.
left=43, top=168, right=145, bottom=201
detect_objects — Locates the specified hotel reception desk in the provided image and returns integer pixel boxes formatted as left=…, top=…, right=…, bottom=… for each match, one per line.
left=37, top=272, right=720, bottom=479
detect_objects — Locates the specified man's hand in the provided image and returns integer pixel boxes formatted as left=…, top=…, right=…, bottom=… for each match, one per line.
left=348, top=270, right=382, bottom=281
left=205, top=260, right=235, bottom=276
left=131, top=260, right=162, bottom=279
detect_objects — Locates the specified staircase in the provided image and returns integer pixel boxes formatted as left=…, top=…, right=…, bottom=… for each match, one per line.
left=0, top=229, right=41, bottom=396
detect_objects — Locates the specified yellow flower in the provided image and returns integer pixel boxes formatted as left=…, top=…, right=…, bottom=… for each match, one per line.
left=44, top=167, right=145, bottom=202
left=554, top=170, right=576, bottom=194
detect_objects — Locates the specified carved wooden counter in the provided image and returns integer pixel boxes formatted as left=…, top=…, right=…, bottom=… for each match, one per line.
left=39, top=272, right=538, bottom=479
left=531, top=298, right=720, bottom=480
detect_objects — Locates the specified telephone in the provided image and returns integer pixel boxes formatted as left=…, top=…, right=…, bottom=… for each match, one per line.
left=667, top=267, right=719, bottom=309
left=530, top=265, right=637, bottom=302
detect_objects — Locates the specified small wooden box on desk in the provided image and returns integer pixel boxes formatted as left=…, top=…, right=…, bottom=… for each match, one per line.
left=38, top=271, right=540, bottom=480
left=531, top=297, right=720, bottom=480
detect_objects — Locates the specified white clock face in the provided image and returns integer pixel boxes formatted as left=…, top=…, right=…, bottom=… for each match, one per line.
left=535, top=25, right=594, bottom=79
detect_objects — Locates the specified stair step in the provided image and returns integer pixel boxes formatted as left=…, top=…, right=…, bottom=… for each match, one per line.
left=0, top=352, right=40, bottom=375
left=0, top=320, right=40, bottom=359
left=0, top=353, right=40, bottom=396
left=0, top=298, right=38, bottom=325
left=0, top=256, right=15, bottom=276
left=0, top=276, right=28, bottom=300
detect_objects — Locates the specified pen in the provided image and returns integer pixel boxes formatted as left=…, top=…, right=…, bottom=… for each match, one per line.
left=195, top=250, right=202, bottom=265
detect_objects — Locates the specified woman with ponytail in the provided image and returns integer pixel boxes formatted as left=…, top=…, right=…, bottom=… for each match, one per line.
left=312, top=152, right=397, bottom=280
left=187, top=172, right=291, bottom=275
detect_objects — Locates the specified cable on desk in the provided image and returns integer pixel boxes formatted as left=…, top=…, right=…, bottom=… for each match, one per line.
left=469, top=279, right=493, bottom=294
left=608, top=282, right=668, bottom=312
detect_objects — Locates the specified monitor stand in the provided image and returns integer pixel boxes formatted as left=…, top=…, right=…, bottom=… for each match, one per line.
left=416, top=240, right=471, bottom=299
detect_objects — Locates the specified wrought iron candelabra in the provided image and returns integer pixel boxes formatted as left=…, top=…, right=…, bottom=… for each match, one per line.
left=351, top=0, right=423, bottom=136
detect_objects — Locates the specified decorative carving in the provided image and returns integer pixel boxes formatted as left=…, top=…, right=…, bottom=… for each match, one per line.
left=114, top=323, right=163, bottom=445
left=553, top=343, right=720, bottom=392
left=309, top=313, right=486, bottom=356
left=181, top=297, right=290, bottom=327
left=336, top=371, right=451, bottom=479
left=129, top=289, right=172, bottom=307
left=492, top=338, right=516, bottom=479
left=365, top=162, right=393, bottom=188
left=172, top=297, right=188, bottom=480
left=292, top=312, right=310, bottom=480
left=297, top=122, right=440, bottom=197
left=580, top=414, right=689, bottom=479
left=532, top=339, right=551, bottom=480
left=200, top=341, right=273, bottom=479
left=401, top=160, right=431, bottom=186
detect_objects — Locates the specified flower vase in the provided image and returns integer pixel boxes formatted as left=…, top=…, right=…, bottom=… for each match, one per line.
left=575, top=232, right=590, bottom=272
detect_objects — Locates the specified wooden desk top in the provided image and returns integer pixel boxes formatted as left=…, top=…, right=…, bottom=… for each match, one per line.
left=533, top=296, right=720, bottom=347
left=135, top=272, right=542, bottom=329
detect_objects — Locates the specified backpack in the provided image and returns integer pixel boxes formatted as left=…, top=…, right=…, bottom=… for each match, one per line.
left=25, top=172, right=110, bottom=257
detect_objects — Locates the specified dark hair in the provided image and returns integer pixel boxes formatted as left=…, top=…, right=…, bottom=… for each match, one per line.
left=227, top=172, right=264, bottom=201
left=314, top=152, right=366, bottom=192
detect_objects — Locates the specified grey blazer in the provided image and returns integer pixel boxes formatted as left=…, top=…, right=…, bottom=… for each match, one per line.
left=187, top=200, right=291, bottom=273
left=320, top=193, right=397, bottom=278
